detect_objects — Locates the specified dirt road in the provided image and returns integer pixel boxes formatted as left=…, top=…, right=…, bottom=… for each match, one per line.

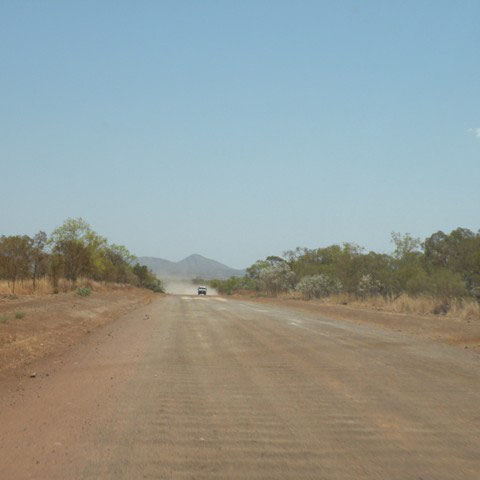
left=1, top=295, right=479, bottom=479
left=0, top=287, right=154, bottom=377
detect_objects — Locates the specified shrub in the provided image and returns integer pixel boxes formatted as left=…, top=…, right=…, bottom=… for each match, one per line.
left=76, top=286, right=92, bottom=297
left=296, top=274, right=342, bottom=300
left=430, top=269, right=467, bottom=298
left=132, top=263, right=165, bottom=292
left=149, top=282, right=165, bottom=293
left=210, top=276, right=257, bottom=295
left=258, top=264, right=296, bottom=296
left=471, top=286, right=480, bottom=303
left=357, top=274, right=383, bottom=299
left=15, top=311, right=26, bottom=319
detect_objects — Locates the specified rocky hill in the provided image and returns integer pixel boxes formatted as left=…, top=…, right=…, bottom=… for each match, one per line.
left=137, top=254, right=245, bottom=280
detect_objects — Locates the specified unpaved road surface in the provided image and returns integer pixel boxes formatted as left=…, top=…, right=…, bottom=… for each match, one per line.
left=234, top=295, right=480, bottom=352
left=1, top=296, right=479, bottom=479
left=0, top=288, right=154, bottom=377
left=163, top=279, right=218, bottom=296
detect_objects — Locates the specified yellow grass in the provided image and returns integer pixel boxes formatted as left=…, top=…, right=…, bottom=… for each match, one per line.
left=0, top=278, right=136, bottom=296
left=240, top=290, right=480, bottom=321
left=0, top=278, right=58, bottom=295
left=320, top=293, right=480, bottom=321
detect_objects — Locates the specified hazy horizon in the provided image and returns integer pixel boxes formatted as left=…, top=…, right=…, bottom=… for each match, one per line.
left=1, top=1, right=479, bottom=269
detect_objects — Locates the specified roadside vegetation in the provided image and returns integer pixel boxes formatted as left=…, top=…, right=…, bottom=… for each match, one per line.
left=0, top=218, right=164, bottom=295
left=209, top=228, right=480, bottom=319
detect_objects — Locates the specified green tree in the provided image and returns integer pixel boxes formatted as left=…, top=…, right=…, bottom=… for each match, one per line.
left=296, top=274, right=342, bottom=300
left=132, top=263, right=164, bottom=292
left=424, top=228, right=480, bottom=293
left=430, top=269, right=467, bottom=298
left=258, top=263, right=296, bottom=296
left=389, top=233, right=428, bottom=296
left=246, top=259, right=275, bottom=279
left=210, top=276, right=256, bottom=295
left=50, top=218, right=106, bottom=283
left=391, top=232, right=422, bottom=260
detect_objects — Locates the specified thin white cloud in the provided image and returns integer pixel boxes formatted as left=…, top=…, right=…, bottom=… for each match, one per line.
left=468, top=127, right=480, bottom=138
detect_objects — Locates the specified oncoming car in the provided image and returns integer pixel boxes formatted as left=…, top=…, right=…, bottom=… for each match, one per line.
left=197, top=286, right=207, bottom=295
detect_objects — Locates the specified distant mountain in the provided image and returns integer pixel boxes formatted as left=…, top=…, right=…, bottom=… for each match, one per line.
left=137, top=254, right=246, bottom=279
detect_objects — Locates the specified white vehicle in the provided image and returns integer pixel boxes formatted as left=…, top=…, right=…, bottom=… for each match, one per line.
left=197, top=286, right=207, bottom=295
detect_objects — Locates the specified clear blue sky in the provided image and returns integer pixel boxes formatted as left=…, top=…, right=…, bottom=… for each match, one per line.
left=1, top=1, right=479, bottom=269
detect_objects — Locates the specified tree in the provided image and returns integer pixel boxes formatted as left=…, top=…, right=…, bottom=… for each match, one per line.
left=357, top=274, right=383, bottom=299
left=210, top=276, right=256, bottom=295
left=258, top=263, right=296, bottom=296
left=424, top=228, right=480, bottom=293
left=133, top=263, right=164, bottom=292
left=389, top=233, right=427, bottom=296
left=246, top=260, right=272, bottom=279
left=31, top=231, right=48, bottom=291
left=359, top=252, right=394, bottom=296
left=391, top=232, right=422, bottom=260
left=50, top=218, right=106, bottom=283
left=430, top=269, right=467, bottom=299
left=296, top=274, right=342, bottom=300
left=423, top=230, right=450, bottom=269
left=100, top=244, right=136, bottom=283
left=48, top=253, right=64, bottom=292
left=0, top=235, right=33, bottom=293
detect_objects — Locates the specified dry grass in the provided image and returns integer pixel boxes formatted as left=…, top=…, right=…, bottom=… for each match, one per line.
left=319, top=293, right=480, bottom=321
left=0, top=278, right=136, bottom=297
left=269, top=290, right=480, bottom=321
left=0, top=278, right=54, bottom=296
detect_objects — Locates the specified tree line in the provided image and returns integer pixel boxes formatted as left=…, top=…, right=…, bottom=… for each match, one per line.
left=0, top=218, right=163, bottom=293
left=210, top=228, right=480, bottom=305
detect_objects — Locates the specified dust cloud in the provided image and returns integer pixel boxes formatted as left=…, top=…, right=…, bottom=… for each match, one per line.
left=163, top=278, right=218, bottom=296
